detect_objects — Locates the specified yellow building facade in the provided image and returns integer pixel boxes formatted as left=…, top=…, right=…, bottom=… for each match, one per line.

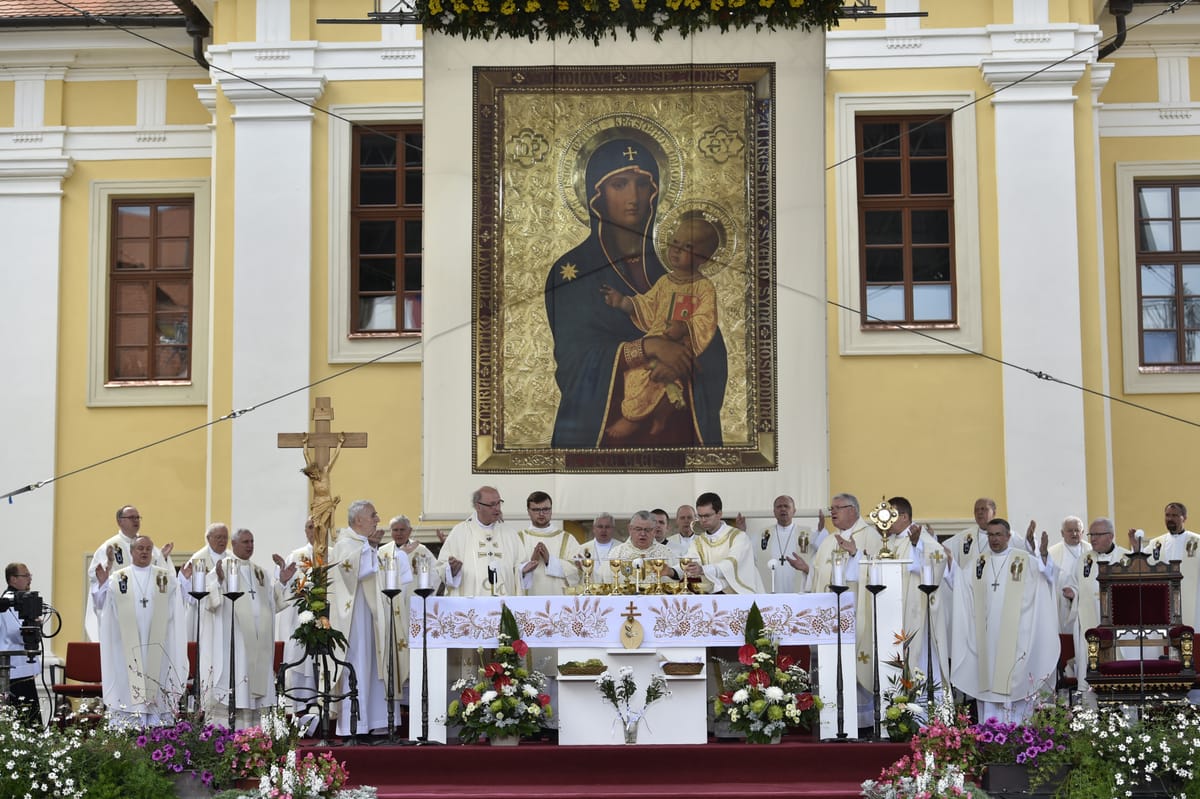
left=0, top=0, right=1196, bottom=651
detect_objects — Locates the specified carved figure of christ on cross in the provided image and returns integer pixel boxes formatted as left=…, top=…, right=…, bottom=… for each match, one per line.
left=277, top=396, right=368, bottom=564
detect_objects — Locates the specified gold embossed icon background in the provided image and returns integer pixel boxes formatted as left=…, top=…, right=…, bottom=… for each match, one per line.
left=473, top=65, right=777, bottom=473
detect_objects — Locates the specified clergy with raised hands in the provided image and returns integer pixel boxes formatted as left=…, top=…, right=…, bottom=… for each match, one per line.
left=516, top=492, right=582, bottom=595
left=1137, top=502, right=1200, bottom=628
left=681, top=492, right=764, bottom=594
left=378, top=514, right=431, bottom=696
left=756, top=495, right=817, bottom=594
left=279, top=516, right=318, bottom=712
left=1062, top=517, right=1130, bottom=704
left=199, top=528, right=295, bottom=728
left=874, top=497, right=950, bottom=686
left=438, top=486, right=525, bottom=597
left=950, top=517, right=1058, bottom=724
left=180, top=522, right=230, bottom=641
left=1044, top=516, right=1091, bottom=635
left=86, top=505, right=173, bottom=641
left=92, top=535, right=186, bottom=727
left=329, top=499, right=412, bottom=736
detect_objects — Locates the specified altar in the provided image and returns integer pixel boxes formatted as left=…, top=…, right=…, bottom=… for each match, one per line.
left=408, top=593, right=860, bottom=743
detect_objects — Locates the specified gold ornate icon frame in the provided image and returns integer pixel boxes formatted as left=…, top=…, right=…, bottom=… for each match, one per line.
left=472, top=64, right=778, bottom=473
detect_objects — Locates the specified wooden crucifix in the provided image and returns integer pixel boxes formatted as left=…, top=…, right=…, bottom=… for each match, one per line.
left=278, top=396, right=368, bottom=564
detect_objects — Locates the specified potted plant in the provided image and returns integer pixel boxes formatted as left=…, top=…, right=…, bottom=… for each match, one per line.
left=711, top=602, right=821, bottom=744
left=445, top=604, right=552, bottom=744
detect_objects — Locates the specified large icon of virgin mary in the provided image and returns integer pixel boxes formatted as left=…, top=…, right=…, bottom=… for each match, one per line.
left=544, top=131, right=728, bottom=449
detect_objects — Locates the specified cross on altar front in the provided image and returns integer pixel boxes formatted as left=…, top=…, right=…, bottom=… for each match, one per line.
left=278, top=396, right=368, bottom=563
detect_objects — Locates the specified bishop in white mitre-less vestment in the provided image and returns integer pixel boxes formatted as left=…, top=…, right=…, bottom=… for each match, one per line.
left=950, top=521, right=1058, bottom=724
left=201, top=530, right=295, bottom=728
left=94, top=537, right=186, bottom=727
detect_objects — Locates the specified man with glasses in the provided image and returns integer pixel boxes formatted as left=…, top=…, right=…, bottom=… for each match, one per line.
left=680, top=492, right=763, bottom=594
left=516, top=491, right=581, bottom=595
left=0, top=564, right=41, bottom=725
left=1061, top=517, right=1130, bottom=704
left=85, top=505, right=174, bottom=641
left=437, top=486, right=525, bottom=597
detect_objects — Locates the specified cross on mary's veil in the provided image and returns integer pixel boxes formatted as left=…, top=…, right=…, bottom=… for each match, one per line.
left=278, top=397, right=368, bottom=563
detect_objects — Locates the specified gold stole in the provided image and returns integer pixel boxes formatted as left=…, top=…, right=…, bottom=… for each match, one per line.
left=114, top=567, right=171, bottom=708
left=972, top=550, right=1026, bottom=694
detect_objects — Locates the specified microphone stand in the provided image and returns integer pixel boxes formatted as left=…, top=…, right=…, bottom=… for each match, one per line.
left=413, top=585, right=440, bottom=745
left=866, top=581, right=886, bottom=741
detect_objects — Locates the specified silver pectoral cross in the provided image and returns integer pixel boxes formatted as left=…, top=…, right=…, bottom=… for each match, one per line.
left=140, top=597, right=149, bottom=608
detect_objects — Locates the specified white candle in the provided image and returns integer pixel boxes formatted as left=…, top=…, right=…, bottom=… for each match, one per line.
left=227, top=564, right=239, bottom=593
left=419, top=563, right=431, bottom=590
left=194, top=569, right=206, bottom=593
left=384, top=558, right=398, bottom=591
left=869, top=562, right=882, bottom=586
left=832, top=559, right=845, bottom=587
left=922, top=563, right=934, bottom=586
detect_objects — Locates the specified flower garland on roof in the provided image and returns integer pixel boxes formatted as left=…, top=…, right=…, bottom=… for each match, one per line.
left=415, top=0, right=844, bottom=44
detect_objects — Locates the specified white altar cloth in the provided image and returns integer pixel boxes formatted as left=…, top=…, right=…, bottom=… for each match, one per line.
left=407, top=592, right=857, bottom=742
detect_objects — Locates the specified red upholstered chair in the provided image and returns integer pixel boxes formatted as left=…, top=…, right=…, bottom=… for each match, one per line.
left=50, top=641, right=103, bottom=724
left=1084, top=554, right=1194, bottom=705
left=1055, top=633, right=1077, bottom=706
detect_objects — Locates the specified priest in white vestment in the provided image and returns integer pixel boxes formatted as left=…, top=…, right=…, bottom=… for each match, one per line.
left=179, top=522, right=230, bottom=644
left=1062, top=518, right=1130, bottom=705
left=805, top=493, right=880, bottom=726
left=950, top=518, right=1058, bottom=723
left=86, top=505, right=173, bottom=641
left=329, top=500, right=410, bottom=736
left=681, top=492, right=764, bottom=594
left=664, top=505, right=697, bottom=559
left=1046, top=516, right=1091, bottom=635
left=516, top=492, right=582, bottom=596
left=611, top=511, right=682, bottom=586
left=877, top=497, right=951, bottom=690
left=755, top=495, right=816, bottom=594
left=437, top=486, right=526, bottom=597
left=1138, top=502, right=1200, bottom=629
left=579, top=513, right=620, bottom=586
left=93, top=535, right=186, bottom=727
left=943, top=498, right=998, bottom=571
left=277, top=517, right=316, bottom=712
left=378, top=514, right=432, bottom=697
left=201, top=529, right=296, bottom=728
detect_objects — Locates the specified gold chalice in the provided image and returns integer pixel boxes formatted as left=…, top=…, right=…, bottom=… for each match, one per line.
left=580, top=556, right=594, bottom=594
left=650, top=558, right=667, bottom=593
left=609, top=558, right=625, bottom=591
left=679, top=556, right=700, bottom=594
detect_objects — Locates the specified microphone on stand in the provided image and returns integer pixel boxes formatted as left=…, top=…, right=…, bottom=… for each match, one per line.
left=488, top=563, right=498, bottom=596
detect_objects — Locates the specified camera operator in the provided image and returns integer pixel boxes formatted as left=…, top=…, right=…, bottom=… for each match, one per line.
left=0, top=563, right=41, bottom=726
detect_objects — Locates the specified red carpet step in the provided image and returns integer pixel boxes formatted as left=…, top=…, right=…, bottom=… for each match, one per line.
left=304, top=738, right=908, bottom=799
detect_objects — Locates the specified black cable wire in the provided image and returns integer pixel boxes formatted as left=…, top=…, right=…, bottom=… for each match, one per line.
left=0, top=0, right=1192, bottom=502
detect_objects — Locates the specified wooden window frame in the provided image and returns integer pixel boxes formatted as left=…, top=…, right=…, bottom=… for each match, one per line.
left=349, top=122, right=423, bottom=337
left=106, top=197, right=195, bottom=384
left=855, top=114, right=956, bottom=328
left=1133, top=178, right=1200, bottom=369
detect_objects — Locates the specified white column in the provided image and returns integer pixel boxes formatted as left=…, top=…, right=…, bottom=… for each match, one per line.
left=982, top=42, right=1090, bottom=523
left=220, top=77, right=324, bottom=554
left=0, top=153, right=71, bottom=628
